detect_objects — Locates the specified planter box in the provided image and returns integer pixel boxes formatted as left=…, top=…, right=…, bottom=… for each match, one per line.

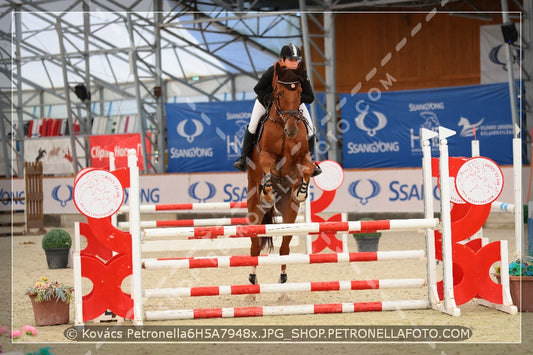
left=29, top=295, right=69, bottom=326
left=509, top=276, right=533, bottom=312
left=44, top=248, right=70, bottom=269
left=354, top=235, right=381, bottom=252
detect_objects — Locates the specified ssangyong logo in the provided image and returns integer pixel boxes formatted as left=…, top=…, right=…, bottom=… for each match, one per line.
left=348, top=110, right=399, bottom=155
left=177, top=119, right=204, bottom=143
left=489, top=44, right=521, bottom=70
left=188, top=182, right=216, bottom=203
left=354, top=111, right=387, bottom=137
left=52, top=184, right=73, bottom=207
left=348, top=179, right=380, bottom=205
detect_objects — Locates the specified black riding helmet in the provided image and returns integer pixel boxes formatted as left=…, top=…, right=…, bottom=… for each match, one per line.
left=279, top=43, right=302, bottom=60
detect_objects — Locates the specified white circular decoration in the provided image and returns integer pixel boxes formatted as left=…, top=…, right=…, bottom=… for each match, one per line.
left=449, top=177, right=466, bottom=204
left=455, top=157, right=504, bottom=205
left=74, top=168, right=96, bottom=184
left=73, top=169, right=124, bottom=218
left=313, top=160, right=344, bottom=191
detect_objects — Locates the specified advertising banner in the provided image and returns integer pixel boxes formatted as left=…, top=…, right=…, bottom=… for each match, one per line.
left=480, top=24, right=521, bottom=84
left=165, top=100, right=255, bottom=173
left=340, top=82, right=514, bottom=169
left=2, top=166, right=520, bottom=215
left=89, top=133, right=147, bottom=170
left=24, top=137, right=85, bottom=175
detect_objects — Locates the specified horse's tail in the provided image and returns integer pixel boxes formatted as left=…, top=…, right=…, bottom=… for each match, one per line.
left=260, top=207, right=274, bottom=252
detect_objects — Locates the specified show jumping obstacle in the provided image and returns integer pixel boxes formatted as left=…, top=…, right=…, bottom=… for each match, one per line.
left=72, top=126, right=518, bottom=325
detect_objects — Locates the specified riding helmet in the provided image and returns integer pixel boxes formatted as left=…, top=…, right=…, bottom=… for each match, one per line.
left=279, top=43, right=301, bottom=60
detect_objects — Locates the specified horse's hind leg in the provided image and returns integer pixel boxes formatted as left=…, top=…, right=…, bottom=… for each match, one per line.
left=279, top=235, right=292, bottom=282
left=278, top=235, right=292, bottom=301
left=249, top=237, right=261, bottom=285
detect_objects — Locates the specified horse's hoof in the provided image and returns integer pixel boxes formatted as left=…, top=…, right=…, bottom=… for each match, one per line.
left=249, top=273, right=257, bottom=285
left=279, top=273, right=287, bottom=283
left=260, top=194, right=275, bottom=207
left=293, top=189, right=308, bottom=203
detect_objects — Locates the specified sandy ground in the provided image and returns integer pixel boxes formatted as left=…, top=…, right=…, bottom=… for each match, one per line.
left=2, top=216, right=533, bottom=355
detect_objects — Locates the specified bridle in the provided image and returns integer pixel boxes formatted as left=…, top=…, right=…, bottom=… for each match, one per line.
left=268, top=80, right=303, bottom=127
left=264, top=78, right=305, bottom=178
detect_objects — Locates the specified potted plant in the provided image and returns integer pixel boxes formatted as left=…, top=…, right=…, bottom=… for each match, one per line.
left=352, top=218, right=382, bottom=252
left=41, top=228, right=72, bottom=269
left=507, top=256, right=533, bottom=312
left=25, top=277, right=74, bottom=326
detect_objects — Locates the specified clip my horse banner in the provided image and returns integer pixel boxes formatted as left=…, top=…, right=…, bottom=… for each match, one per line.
left=340, top=82, right=515, bottom=169
left=166, top=100, right=255, bottom=172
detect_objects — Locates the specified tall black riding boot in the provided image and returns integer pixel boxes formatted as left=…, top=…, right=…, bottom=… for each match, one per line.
left=233, top=128, right=257, bottom=172
left=308, top=136, right=322, bottom=177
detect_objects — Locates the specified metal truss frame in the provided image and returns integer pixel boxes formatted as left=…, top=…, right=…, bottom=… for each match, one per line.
left=0, top=0, right=530, bottom=177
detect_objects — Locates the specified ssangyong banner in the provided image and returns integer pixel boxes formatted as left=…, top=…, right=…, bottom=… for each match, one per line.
left=89, top=133, right=148, bottom=170
left=340, top=82, right=514, bottom=169
left=165, top=100, right=255, bottom=173
left=2, top=166, right=521, bottom=215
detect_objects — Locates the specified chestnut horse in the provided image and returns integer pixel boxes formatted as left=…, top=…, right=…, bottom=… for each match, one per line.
left=246, top=61, right=315, bottom=286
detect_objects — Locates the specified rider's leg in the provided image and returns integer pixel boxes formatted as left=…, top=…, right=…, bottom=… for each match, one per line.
left=300, top=104, right=315, bottom=135
left=300, top=104, right=322, bottom=177
left=233, top=99, right=265, bottom=172
left=248, top=99, right=266, bottom=135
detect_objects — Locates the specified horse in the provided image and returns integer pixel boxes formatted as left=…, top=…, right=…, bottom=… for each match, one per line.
left=246, top=61, right=316, bottom=288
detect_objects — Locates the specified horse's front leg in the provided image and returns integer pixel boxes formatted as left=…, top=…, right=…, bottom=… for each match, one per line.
left=259, top=152, right=276, bottom=206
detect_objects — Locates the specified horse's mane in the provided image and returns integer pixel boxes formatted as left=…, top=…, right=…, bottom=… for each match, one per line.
left=275, top=61, right=304, bottom=86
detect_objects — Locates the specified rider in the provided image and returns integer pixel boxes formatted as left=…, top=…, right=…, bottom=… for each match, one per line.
left=233, top=43, right=322, bottom=177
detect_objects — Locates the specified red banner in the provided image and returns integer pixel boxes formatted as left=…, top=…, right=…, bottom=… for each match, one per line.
left=89, top=133, right=149, bottom=170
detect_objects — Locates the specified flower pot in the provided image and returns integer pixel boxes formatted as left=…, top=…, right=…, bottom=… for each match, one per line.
left=354, top=235, right=380, bottom=252
left=29, top=294, right=70, bottom=326
left=44, top=248, right=70, bottom=269
left=509, top=275, right=533, bottom=312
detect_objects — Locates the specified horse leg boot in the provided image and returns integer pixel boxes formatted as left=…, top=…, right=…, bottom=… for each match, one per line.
left=233, top=127, right=257, bottom=172
left=308, top=136, right=322, bottom=177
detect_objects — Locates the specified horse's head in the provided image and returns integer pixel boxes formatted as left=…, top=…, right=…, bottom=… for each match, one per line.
left=272, top=61, right=304, bottom=139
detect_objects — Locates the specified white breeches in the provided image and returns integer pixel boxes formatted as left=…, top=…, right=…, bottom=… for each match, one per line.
left=248, top=99, right=314, bottom=137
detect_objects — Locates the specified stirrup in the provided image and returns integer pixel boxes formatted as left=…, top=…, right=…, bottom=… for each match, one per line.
left=312, top=162, right=322, bottom=177
left=233, top=156, right=247, bottom=172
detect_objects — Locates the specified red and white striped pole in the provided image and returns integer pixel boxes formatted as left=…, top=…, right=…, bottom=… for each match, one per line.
left=142, top=218, right=439, bottom=239
left=120, top=201, right=247, bottom=213
left=144, top=300, right=430, bottom=320
left=142, top=250, right=425, bottom=270
left=144, top=278, right=426, bottom=298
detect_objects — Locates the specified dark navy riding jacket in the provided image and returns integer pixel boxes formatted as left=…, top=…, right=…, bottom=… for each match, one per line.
left=253, top=64, right=315, bottom=108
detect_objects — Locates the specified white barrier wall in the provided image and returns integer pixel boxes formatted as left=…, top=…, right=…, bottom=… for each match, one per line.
left=0, top=166, right=524, bottom=214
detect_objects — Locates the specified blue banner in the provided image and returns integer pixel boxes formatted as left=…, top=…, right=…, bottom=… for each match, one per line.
left=166, top=100, right=254, bottom=172
left=340, top=82, right=514, bottom=168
